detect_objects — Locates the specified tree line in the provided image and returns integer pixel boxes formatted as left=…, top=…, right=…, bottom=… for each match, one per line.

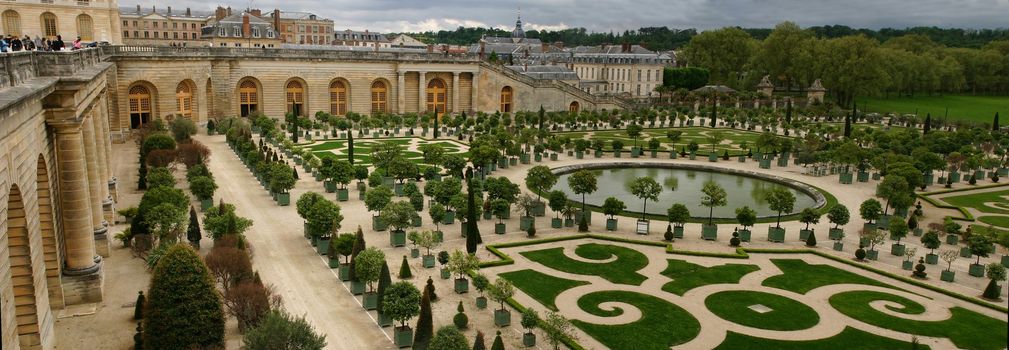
left=678, top=22, right=1009, bottom=107
left=391, top=25, right=1009, bottom=51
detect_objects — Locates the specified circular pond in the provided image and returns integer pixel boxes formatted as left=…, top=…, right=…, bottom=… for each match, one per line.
left=551, top=163, right=822, bottom=219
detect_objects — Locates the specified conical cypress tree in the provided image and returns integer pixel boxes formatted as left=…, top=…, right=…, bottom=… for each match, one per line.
left=138, top=162, right=148, bottom=190
left=709, top=96, right=717, bottom=127
left=785, top=99, right=792, bottom=125
left=490, top=331, right=505, bottom=350
left=143, top=244, right=224, bottom=349
left=472, top=331, right=486, bottom=350
left=538, top=105, right=546, bottom=131
left=413, top=288, right=433, bottom=350
left=398, top=255, right=413, bottom=279
left=376, top=261, right=391, bottom=317
left=348, top=226, right=366, bottom=282
left=348, top=131, right=355, bottom=164
left=994, top=112, right=1000, bottom=131
left=806, top=231, right=817, bottom=247
left=292, top=166, right=299, bottom=180
left=187, top=206, right=201, bottom=248
left=134, top=291, right=145, bottom=320
left=433, top=113, right=440, bottom=138
left=923, top=113, right=932, bottom=134
left=465, top=173, right=482, bottom=254
left=843, top=110, right=852, bottom=138
left=425, top=276, right=438, bottom=301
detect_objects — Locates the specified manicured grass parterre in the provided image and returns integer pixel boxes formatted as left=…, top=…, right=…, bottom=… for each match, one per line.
left=558, top=127, right=781, bottom=156
left=978, top=215, right=1009, bottom=229
left=497, top=269, right=588, bottom=311
left=705, top=290, right=820, bottom=331
left=573, top=290, right=700, bottom=350
left=715, top=327, right=929, bottom=350
left=660, top=259, right=759, bottom=295
left=302, top=137, right=468, bottom=166
left=762, top=259, right=894, bottom=294
left=856, top=95, right=1008, bottom=124
left=829, top=291, right=1008, bottom=350
left=519, top=243, right=650, bottom=285
left=942, top=189, right=1009, bottom=215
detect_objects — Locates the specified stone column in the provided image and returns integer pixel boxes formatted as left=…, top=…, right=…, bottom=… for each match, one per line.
left=397, top=71, right=406, bottom=114
left=417, top=71, right=426, bottom=113
left=82, top=115, right=109, bottom=257
left=93, top=103, right=115, bottom=225
left=470, top=72, right=479, bottom=113
left=52, top=122, right=104, bottom=304
left=452, top=72, right=460, bottom=114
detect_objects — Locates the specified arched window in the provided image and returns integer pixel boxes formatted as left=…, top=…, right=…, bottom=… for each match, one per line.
left=370, top=80, right=387, bottom=114
left=238, top=79, right=258, bottom=117
left=426, top=79, right=446, bottom=117
left=128, top=85, right=152, bottom=129
left=40, top=12, right=57, bottom=38
left=329, top=80, right=348, bottom=116
left=500, top=86, right=513, bottom=113
left=76, top=14, right=93, bottom=41
left=3, top=10, right=21, bottom=37
left=569, top=101, right=580, bottom=113
left=176, top=81, right=194, bottom=119
left=286, top=80, right=305, bottom=116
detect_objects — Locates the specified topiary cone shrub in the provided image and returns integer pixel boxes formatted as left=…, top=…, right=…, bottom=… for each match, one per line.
left=134, top=291, right=145, bottom=320
left=806, top=232, right=817, bottom=247
left=913, top=257, right=928, bottom=278
left=143, top=244, right=225, bottom=349
left=855, top=245, right=867, bottom=261
left=399, top=255, right=413, bottom=279
left=664, top=224, right=674, bottom=242
left=526, top=226, right=536, bottom=238
left=453, top=301, right=469, bottom=329
left=729, top=231, right=740, bottom=247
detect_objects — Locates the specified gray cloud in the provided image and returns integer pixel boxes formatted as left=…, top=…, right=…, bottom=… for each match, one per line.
left=134, top=0, right=1009, bottom=33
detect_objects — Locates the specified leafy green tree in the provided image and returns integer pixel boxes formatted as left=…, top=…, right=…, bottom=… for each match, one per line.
left=921, top=230, right=941, bottom=255
left=429, top=326, right=469, bottom=350
left=525, top=165, right=558, bottom=203
left=626, top=124, right=643, bottom=147
left=601, top=197, right=626, bottom=219
left=243, top=310, right=327, bottom=350
left=144, top=244, right=225, bottom=349
left=145, top=203, right=186, bottom=243
left=202, top=201, right=254, bottom=240
left=306, top=198, right=343, bottom=239
left=485, top=176, right=520, bottom=203
left=700, top=181, right=727, bottom=225
left=629, top=177, right=662, bottom=220
left=983, top=263, right=1007, bottom=299
left=365, top=186, right=394, bottom=215
left=682, top=27, right=755, bottom=87
left=384, top=281, right=422, bottom=329
left=735, top=206, right=756, bottom=230
left=355, top=247, right=385, bottom=292
left=765, top=187, right=796, bottom=228
left=146, top=167, right=176, bottom=189
left=568, top=170, right=598, bottom=230
left=799, top=208, right=822, bottom=231
left=827, top=204, right=850, bottom=229
left=186, top=206, right=201, bottom=246
left=667, top=204, right=690, bottom=228
left=547, top=190, right=568, bottom=218
left=751, top=21, right=811, bottom=90
left=269, top=163, right=296, bottom=194
left=859, top=199, right=883, bottom=224
left=189, top=176, right=217, bottom=201
left=541, top=310, right=577, bottom=350
left=381, top=201, right=417, bottom=232
left=486, top=278, right=515, bottom=311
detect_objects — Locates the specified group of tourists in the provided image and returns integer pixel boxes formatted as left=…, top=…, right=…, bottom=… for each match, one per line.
left=0, top=35, right=88, bottom=53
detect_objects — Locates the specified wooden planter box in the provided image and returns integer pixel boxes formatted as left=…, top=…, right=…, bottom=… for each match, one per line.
left=959, top=246, right=972, bottom=258
left=891, top=243, right=905, bottom=256
left=350, top=280, right=365, bottom=295
left=362, top=292, right=378, bottom=310
left=495, top=223, right=506, bottom=234
left=738, top=229, right=751, bottom=242
left=494, top=309, right=511, bottom=327
left=833, top=241, right=844, bottom=251
left=828, top=228, right=844, bottom=240
left=336, top=188, right=349, bottom=201
left=799, top=229, right=812, bottom=241
left=606, top=219, right=618, bottom=231
left=969, top=263, right=985, bottom=277
left=394, top=327, right=413, bottom=348
left=523, top=333, right=536, bottom=347
left=389, top=230, right=406, bottom=247
left=702, top=224, right=718, bottom=240
left=940, top=270, right=955, bottom=282
left=440, top=268, right=451, bottom=279
left=520, top=217, right=535, bottom=231
left=338, top=264, right=351, bottom=281
left=902, top=260, right=914, bottom=270
left=422, top=255, right=435, bottom=268
left=867, top=250, right=879, bottom=260
left=839, top=172, right=853, bottom=184
left=673, top=225, right=685, bottom=239
left=454, top=278, right=469, bottom=293
left=767, top=227, right=785, bottom=243
left=373, top=216, right=388, bottom=231
left=552, top=218, right=563, bottom=228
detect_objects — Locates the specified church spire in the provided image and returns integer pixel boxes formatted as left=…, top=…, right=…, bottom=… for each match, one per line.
left=511, top=7, right=525, bottom=39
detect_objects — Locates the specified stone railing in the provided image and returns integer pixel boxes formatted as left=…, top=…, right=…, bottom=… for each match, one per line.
left=481, top=62, right=635, bottom=110
left=101, top=45, right=480, bottom=63
left=0, top=48, right=104, bottom=89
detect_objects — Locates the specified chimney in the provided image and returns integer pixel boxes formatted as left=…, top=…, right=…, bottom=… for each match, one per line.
left=186, top=8, right=191, bottom=17
left=227, top=6, right=232, bottom=16
left=152, top=6, right=156, bottom=13
left=242, top=14, right=251, bottom=38
left=479, top=41, right=485, bottom=60
left=136, top=5, right=141, bottom=13
left=168, top=6, right=172, bottom=15
left=273, top=9, right=281, bottom=35
left=215, top=6, right=226, bottom=20
left=250, top=9, right=261, bottom=17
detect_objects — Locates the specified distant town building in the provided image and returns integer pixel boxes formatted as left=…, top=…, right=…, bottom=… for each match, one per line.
left=201, top=7, right=280, bottom=48
left=333, top=29, right=389, bottom=48
left=388, top=34, right=427, bottom=49
left=119, top=5, right=212, bottom=46
left=264, top=10, right=333, bottom=45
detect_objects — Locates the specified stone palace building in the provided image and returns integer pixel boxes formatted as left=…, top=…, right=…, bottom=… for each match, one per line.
left=0, top=38, right=630, bottom=349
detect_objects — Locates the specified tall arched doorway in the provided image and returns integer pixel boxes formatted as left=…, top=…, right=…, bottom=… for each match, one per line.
left=370, top=80, right=387, bottom=114
left=237, top=79, right=259, bottom=117
left=500, top=86, right=513, bottom=113
left=329, top=80, right=348, bottom=116
left=6, top=185, right=42, bottom=349
left=426, top=79, right=446, bottom=118
left=127, top=85, right=152, bottom=129
left=285, top=80, right=305, bottom=117
left=569, top=101, right=580, bottom=113
left=175, top=81, right=194, bottom=119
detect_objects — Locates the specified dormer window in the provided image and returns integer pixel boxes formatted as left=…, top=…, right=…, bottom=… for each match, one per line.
left=219, top=27, right=225, bottom=36
left=253, top=27, right=260, bottom=37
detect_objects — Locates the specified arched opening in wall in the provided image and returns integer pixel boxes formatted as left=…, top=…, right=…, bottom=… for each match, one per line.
left=127, top=84, right=153, bottom=129
left=329, top=80, right=348, bottom=116
left=285, top=79, right=306, bottom=117
left=40, top=12, right=57, bottom=39
left=36, top=155, right=61, bottom=310
left=175, top=80, right=195, bottom=120
left=2, top=10, right=22, bottom=37
left=569, top=101, right=580, bottom=113
left=370, top=80, right=387, bottom=115
left=500, top=86, right=513, bottom=113
left=426, top=78, right=446, bottom=118
left=6, top=185, right=42, bottom=349
left=237, top=78, right=259, bottom=117
left=205, top=78, right=214, bottom=120
left=76, top=14, right=93, bottom=41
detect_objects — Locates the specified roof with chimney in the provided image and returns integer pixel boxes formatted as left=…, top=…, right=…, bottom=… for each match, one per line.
left=269, top=11, right=327, bottom=21
left=200, top=11, right=277, bottom=39
left=506, top=64, right=579, bottom=80
left=388, top=34, right=427, bottom=48
left=119, top=5, right=214, bottom=19
left=334, top=30, right=389, bottom=42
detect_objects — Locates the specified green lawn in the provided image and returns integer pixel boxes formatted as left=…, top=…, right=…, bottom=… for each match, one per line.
left=497, top=269, right=589, bottom=311
left=761, top=259, right=893, bottom=294
left=558, top=127, right=778, bottom=156
left=942, top=190, right=1009, bottom=215
left=519, top=243, right=650, bottom=285
left=829, top=291, right=1008, bottom=350
left=716, top=327, right=928, bottom=350
left=705, top=291, right=820, bottom=331
left=978, top=215, right=1009, bottom=229
left=302, top=138, right=468, bottom=167
left=573, top=290, right=700, bottom=350
left=856, top=95, right=1008, bottom=124
left=660, top=259, right=759, bottom=295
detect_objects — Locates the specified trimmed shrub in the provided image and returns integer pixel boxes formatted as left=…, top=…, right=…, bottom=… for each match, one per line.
left=143, top=244, right=225, bottom=349
left=243, top=310, right=327, bottom=350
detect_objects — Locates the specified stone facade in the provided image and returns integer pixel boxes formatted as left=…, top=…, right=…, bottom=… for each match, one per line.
left=0, top=0, right=122, bottom=43
left=119, top=5, right=211, bottom=46
left=1, top=48, right=115, bottom=350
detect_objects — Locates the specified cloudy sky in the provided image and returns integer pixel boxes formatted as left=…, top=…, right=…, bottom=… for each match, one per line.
left=128, top=0, right=1009, bottom=33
